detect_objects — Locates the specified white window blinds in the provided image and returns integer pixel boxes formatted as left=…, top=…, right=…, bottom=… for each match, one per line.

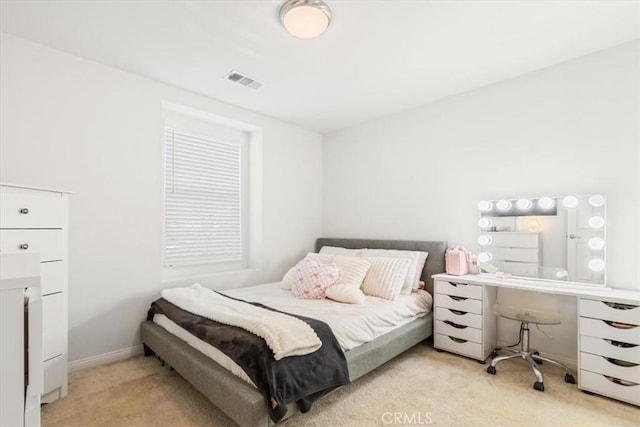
left=164, top=126, right=242, bottom=266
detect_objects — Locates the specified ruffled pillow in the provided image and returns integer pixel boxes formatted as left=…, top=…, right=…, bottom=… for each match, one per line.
left=291, top=258, right=342, bottom=299
left=281, top=253, right=333, bottom=290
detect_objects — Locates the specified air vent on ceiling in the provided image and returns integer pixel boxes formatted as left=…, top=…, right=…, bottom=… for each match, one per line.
left=224, top=70, right=263, bottom=90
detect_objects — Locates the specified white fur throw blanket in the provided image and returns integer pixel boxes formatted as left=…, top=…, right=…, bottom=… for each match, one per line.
left=161, top=284, right=322, bottom=360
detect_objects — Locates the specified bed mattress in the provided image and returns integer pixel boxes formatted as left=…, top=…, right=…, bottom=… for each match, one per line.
left=153, top=281, right=433, bottom=385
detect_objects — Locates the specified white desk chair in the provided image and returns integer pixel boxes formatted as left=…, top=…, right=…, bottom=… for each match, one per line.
left=486, top=289, right=576, bottom=391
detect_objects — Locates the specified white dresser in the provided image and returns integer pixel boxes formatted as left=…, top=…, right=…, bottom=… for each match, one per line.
left=433, top=278, right=496, bottom=361
left=0, top=183, right=70, bottom=403
left=578, top=298, right=640, bottom=405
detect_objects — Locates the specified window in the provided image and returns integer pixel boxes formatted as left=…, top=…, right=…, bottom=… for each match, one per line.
left=162, top=103, right=262, bottom=276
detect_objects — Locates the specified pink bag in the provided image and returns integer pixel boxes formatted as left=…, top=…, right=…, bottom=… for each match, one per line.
left=445, top=246, right=470, bottom=276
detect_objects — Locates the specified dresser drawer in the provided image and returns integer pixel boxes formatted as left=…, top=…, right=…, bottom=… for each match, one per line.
left=43, top=355, right=66, bottom=396
left=435, top=293, right=482, bottom=315
left=580, top=317, right=640, bottom=345
left=41, top=261, right=67, bottom=295
left=435, top=306, right=482, bottom=329
left=434, top=333, right=483, bottom=359
left=580, top=370, right=640, bottom=406
left=0, top=229, right=65, bottom=262
left=435, top=280, right=482, bottom=299
left=580, top=299, right=640, bottom=325
left=435, top=320, right=482, bottom=343
left=581, top=352, right=640, bottom=384
left=581, top=335, right=640, bottom=365
left=0, top=189, right=64, bottom=229
left=43, top=293, right=66, bottom=361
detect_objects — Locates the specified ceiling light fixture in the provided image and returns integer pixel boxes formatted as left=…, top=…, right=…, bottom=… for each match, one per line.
left=280, top=0, right=332, bottom=39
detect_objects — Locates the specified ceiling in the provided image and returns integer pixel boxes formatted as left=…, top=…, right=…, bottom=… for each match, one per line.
left=1, top=1, right=638, bottom=133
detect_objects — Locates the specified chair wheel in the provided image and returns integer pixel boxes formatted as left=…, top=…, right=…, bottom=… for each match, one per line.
left=564, top=373, right=576, bottom=384
left=487, top=366, right=496, bottom=375
left=533, top=382, right=545, bottom=391
left=490, top=351, right=499, bottom=359
left=533, top=351, right=543, bottom=364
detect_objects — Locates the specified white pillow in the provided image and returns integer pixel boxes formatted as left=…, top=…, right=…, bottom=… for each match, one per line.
left=332, top=255, right=371, bottom=288
left=363, top=249, right=428, bottom=294
left=326, top=284, right=366, bottom=304
left=281, top=253, right=334, bottom=290
left=361, top=257, right=410, bottom=301
left=319, top=246, right=364, bottom=257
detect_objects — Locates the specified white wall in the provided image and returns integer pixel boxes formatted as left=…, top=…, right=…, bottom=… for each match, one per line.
left=0, top=34, right=323, bottom=363
left=323, top=41, right=640, bottom=362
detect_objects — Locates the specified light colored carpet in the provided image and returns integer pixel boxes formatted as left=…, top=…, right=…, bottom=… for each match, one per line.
left=43, top=343, right=639, bottom=427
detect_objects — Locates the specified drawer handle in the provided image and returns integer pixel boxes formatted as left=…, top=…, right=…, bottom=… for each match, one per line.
left=444, top=320, right=467, bottom=329
left=19, top=208, right=29, bottom=214
left=604, top=357, right=638, bottom=368
left=604, top=339, right=637, bottom=349
left=604, top=375, right=638, bottom=387
left=448, top=309, right=467, bottom=316
left=19, top=243, right=29, bottom=250
left=449, top=295, right=467, bottom=302
left=603, top=301, right=638, bottom=310
left=603, top=320, right=636, bottom=330
left=448, top=336, right=468, bottom=344
left=449, top=282, right=467, bottom=287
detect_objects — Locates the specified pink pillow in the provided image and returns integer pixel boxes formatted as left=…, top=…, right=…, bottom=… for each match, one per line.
left=292, top=258, right=342, bottom=299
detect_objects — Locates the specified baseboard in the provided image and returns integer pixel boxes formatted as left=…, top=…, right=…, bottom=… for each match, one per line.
left=68, top=345, right=144, bottom=373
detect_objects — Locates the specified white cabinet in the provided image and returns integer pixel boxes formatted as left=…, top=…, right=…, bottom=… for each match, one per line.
left=578, top=298, right=640, bottom=406
left=0, top=184, right=70, bottom=403
left=0, top=253, right=43, bottom=427
left=433, top=277, right=496, bottom=361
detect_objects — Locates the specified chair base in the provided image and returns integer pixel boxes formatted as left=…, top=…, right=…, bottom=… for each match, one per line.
left=486, top=322, right=575, bottom=391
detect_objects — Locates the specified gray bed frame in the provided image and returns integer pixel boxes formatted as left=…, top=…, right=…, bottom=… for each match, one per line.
left=140, top=238, right=447, bottom=427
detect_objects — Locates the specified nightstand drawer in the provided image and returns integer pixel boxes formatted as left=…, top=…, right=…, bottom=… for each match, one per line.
left=434, top=333, right=482, bottom=359
left=581, top=352, right=640, bottom=384
left=435, top=320, right=481, bottom=343
left=0, top=188, right=64, bottom=229
left=581, top=335, right=640, bottom=365
left=435, top=293, right=482, bottom=314
left=435, top=280, right=482, bottom=299
left=435, top=306, right=482, bottom=329
left=41, top=261, right=67, bottom=295
left=580, top=370, right=640, bottom=406
left=580, top=299, right=639, bottom=325
left=580, top=317, right=640, bottom=345
left=0, top=229, right=65, bottom=262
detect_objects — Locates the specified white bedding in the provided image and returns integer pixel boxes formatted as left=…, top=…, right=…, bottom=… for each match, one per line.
left=153, top=281, right=433, bottom=385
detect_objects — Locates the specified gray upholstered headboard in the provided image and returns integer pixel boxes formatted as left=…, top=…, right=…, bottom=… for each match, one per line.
left=315, top=238, right=447, bottom=295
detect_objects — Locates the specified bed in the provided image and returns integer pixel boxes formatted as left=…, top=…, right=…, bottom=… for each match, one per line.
left=140, top=238, right=447, bottom=427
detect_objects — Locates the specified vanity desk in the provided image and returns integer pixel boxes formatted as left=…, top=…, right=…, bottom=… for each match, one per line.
left=432, top=273, right=640, bottom=406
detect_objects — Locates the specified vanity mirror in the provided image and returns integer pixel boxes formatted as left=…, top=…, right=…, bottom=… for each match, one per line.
left=477, top=195, right=606, bottom=286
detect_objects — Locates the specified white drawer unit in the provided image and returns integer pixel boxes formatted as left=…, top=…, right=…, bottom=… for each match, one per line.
left=433, top=277, right=496, bottom=361
left=579, top=297, right=640, bottom=406
left=0, top=184, right=70, bottom=404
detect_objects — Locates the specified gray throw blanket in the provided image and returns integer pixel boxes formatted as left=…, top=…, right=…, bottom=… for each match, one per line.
left=147, top=293, right=349, bottom=422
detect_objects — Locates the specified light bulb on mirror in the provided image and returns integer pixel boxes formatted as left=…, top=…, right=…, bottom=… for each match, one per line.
left=588, top=258, right=605, bottom=272
left=588, top=237, right=605, bottom=250
left=478, top=218, right=493, bottom=228
left=538, top=197, right=555, bottom=209
left=562, top=196, right=579, bottom=208
left=477, top=235, right=492, bottom=246
left=589, top=195, right=605, bottom=207
left=478, top=201, right=493, bottom=212
left=588, top=216, right=605, bottom=229
left=477, top=252, right=493, bottom=263
left=496, top=200, right=512, bottom=211
left=516, top=198, right=532, bottom=210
